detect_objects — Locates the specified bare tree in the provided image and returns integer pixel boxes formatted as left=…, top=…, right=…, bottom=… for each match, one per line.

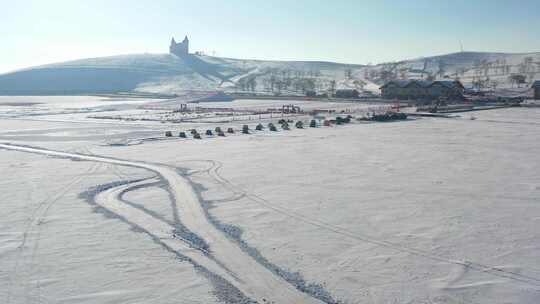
left=422, top=58, right=430, bottom=76
left=437, top=60, right=447, bottom=78
left=248, top=78, right=257, bottom=92
left=353, top=80, right=366, bottom=90
left=518, top=63, right=527, bottom=74
left=275, top=80, right=284, bottom=95
left=508, top=74, right=526, bottom=88
left=380, top=70, right=395, bottom=83
left=269, top=75, right=277, bottom=93
left=262, top=77, right=271, bottom=92
left=328, top=80, right=336, bottom=96
left=524, top=57, right=534, bottom=72
left=472, top=77, right=490, bottom=90
left=344, top=68, right=353, bottom=79
left=398, top=68, right=408, bottom=79
left=490, top=80, right=499, bottom=90
left=237, top=78, right=248, bottom=91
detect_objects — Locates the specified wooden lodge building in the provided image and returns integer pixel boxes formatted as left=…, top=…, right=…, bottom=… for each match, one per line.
left=380, top=80, right=465, bottom=100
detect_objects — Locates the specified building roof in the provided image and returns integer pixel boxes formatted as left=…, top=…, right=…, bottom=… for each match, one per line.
left=410, top=80, right=433, bottom=88
left=532, top=80, right=540, bottom=88
left=380, top=79, right=464, bottom=90
left=434, top=80, right=465, bottom=89
left=380, top=80, right=411, bottom=88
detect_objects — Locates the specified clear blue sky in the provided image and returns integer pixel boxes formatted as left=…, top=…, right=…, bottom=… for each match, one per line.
left=2, top=0, right=540, bottom=73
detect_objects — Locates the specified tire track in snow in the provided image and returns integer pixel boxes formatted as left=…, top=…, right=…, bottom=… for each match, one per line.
left=83, top=178, right=255, bottom=304
left=5, top=159, right=101, bottom=304
left=0, top=143, right=325, bottom=304
left=205, top=159, right=540, bottom=289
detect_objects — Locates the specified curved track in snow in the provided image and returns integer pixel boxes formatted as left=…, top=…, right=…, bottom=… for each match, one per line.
left=203, top=160, right=540, bottom=289
left=0, top=143, right=323, bottom=304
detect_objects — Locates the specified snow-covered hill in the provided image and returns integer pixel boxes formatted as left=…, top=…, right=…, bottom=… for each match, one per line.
left=0, top=51, right=539, bottom=95
left=367, top=51, right=540, bottom=90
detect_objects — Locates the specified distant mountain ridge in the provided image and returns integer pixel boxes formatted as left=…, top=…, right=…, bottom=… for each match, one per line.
left=0, top=51, right=538, bottom=95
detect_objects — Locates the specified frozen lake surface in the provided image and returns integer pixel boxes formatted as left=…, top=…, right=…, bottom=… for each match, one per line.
left=1, top=96, right=539, bottom=303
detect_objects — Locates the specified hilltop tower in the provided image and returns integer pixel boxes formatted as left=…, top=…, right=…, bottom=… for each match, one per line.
left=170, top=35, right=189, bottom=57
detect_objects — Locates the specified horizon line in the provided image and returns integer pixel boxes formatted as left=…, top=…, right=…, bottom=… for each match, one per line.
left=3, top=49, right=540, bottom=75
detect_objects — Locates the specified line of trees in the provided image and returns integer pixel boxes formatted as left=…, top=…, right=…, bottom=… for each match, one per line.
left=236, top=67, right=361, bottom=95
left=236, top=77, right=257, bottom=92
left=235, top=68, right=324, bottom=94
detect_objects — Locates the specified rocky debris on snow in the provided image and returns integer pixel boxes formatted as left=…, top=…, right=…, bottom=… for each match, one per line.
left=172, top=226, right=210, bottom=253
left=359, top=112, right=408, bottom=122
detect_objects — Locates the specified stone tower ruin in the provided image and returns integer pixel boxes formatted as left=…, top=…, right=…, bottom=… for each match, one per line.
left=169, top=35, right=189, bottom=57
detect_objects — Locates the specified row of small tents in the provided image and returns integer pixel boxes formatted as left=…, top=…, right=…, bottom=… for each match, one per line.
left=164, top=112, right=407, bottom=138
left=165, top=117, right=351, bottom=138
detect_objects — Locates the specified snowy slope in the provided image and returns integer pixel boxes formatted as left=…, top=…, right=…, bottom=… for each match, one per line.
left=1, top=51, right=539, bottom=95
left=364, top=51, right=540, bottom=89
left=0, top=53, right=365, bottom=95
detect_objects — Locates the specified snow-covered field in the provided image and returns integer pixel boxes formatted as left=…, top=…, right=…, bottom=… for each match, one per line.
left=1, top=96, right=540, bottom=303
